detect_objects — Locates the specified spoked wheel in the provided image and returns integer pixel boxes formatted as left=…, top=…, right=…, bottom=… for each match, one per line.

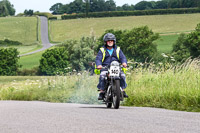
left=112, top=80, right=120, bottom=109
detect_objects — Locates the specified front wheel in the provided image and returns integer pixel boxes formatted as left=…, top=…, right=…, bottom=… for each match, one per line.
left=106, top=103, right=112, bottom=108
left=112, top=80, right=120, bottom=109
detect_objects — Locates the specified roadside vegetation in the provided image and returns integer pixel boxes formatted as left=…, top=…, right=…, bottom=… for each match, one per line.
left=0, top=58, right=199, bottom=111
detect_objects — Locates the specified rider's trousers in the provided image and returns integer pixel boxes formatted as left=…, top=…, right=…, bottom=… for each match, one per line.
left=97, top=71, right=127, bottom=91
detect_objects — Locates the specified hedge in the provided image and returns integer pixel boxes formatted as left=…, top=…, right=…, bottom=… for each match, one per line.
left=0, top=39, right=22, bottom=46
left=0, top=48, right=20, bottom=76
left=48, top=17, right=57, bottom=20
left=39, top=48, right=70, bottom=76
left=34, top=12, right=53, bottom=18
left=61, top=8, right=200, bottom=20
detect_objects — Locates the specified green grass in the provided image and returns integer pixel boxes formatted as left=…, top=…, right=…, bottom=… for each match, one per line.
left=0, top=17, right=38, bottom=45
left=0, top=44, right=43, bottom=54
left=124, top=58, right=200, bottom=112
left=0, top=76, right=76, bottom=102
left=19, top=51, right=44, bottom=69
left=156, top=34, right=180, bottom=54
left=0, top=59, right=200, bottom=111
left=49, top=13, right=200, bottom=42
left=0, top=16, right=42, bottom=54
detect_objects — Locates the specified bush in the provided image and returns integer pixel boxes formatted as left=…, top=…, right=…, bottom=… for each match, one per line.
left=120, top=26, right=159, bottom=62
left=184, top=23, right=200, bottom=58
left=34, top=12, right=53, bottom=18
left=0, top=48, right=20, bottom=76
left=39, top=48, right=70, bottom=75
left=17, top=67, right=41, bottom=76
left=61, top=36, right=96, bottom=71
left=48, top=17, right=57, bottom=20
left=171, top=23, right=200, bottom=62
left=0, top=39, right=22, bottom=46
left=171, top=33, right=190, bottom=62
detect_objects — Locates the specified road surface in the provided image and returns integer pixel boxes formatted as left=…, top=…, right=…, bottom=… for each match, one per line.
left=0, top=101, right=199, bottom=133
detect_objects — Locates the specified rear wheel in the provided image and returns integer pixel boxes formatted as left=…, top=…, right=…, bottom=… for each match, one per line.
left=112, top=80, right=120, bottom=109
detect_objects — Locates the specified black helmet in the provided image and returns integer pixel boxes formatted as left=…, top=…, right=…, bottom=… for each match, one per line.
left=103, top=33, right=116, bottom=44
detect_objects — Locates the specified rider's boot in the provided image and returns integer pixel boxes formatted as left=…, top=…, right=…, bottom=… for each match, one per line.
left=123, top=91, right=129, bottom=98
left=98, top=91, right=105, bottom=100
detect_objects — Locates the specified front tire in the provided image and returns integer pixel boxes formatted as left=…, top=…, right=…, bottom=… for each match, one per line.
left=112, top=80, right=120, bottom=109
left=106, top=103, right=112, bottom=108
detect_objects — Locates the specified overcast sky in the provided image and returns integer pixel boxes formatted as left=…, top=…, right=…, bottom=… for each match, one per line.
left=9, top=0, right=158, bottom=15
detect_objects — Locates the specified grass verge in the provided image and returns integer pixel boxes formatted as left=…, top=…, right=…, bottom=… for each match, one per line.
left=0, top=58, right=200, bottom=112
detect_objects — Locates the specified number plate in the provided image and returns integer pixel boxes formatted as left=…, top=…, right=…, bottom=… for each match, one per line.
left=109, top=66, right=120, bottom=77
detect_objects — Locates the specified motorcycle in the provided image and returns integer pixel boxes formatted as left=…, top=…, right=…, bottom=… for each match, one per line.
left=99, top=61, right=124, bottom=109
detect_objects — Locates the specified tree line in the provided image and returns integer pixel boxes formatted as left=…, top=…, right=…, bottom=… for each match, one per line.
left=50, top=0, right=200, bottom=15
left=0, top=0, right=15, bottom=16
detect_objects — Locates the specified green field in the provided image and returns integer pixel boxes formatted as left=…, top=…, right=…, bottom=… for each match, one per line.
left=0, top=16, right=41, bottom=54
left=19, top=51, right=44, bottom=69
left=49, top=13, right=200, bottom=42
left=0, top=17, right=39, bottom=44
left=156, top=34, right=179, bottom=54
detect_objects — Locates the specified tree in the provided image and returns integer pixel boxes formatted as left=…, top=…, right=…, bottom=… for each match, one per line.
left=155, top=1, right=168, bottom=9
left=120, top=26, right=159, bottom=62
left=24, top=9, right=34, bottom=16
left=121, top=4, right=134, bottom=11
left=135, top=1, right=154, bottom=10
left=68, top=0, right=85, bottom=14
left=104, top=0, right=116, bottom=11
left=50, top=3, right=63, bottom=14
left=85, top=0, right=89, bottom=16
left=0, top=0, right=15, bottom=16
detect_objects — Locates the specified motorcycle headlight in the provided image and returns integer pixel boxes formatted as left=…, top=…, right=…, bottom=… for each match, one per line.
left=110, top=61, right=119, bottom=66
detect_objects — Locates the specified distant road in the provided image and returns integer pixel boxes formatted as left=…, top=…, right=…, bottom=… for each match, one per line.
left=19, top=16, right=55, bottom=57
left=0, top=101, right=200, bottom=133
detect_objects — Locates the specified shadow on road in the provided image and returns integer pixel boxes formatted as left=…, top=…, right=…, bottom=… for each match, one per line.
left=79, top=106, right=125, bottom=109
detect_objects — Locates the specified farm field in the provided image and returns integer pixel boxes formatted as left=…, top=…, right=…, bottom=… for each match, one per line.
left=49, top=13, right=200, bottom=42
left=0, top=17, right=39, bottom=44
left=0, top=17, right=41, bottom=54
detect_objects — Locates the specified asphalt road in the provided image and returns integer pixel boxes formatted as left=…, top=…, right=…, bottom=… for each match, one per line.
left=19, top=16, right=55, bottom=57
left=0, top=101, right=199, bottom=133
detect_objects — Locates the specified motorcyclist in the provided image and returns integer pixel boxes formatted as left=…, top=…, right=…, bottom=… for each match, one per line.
left=95, top=33, right=128, bottom=100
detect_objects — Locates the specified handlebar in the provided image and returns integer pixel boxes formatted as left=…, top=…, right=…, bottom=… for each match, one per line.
left=97, top=65, right=128, bottom=70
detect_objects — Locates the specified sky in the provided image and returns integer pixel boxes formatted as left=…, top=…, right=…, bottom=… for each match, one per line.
left=9, top=0, right=158, bottom=15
